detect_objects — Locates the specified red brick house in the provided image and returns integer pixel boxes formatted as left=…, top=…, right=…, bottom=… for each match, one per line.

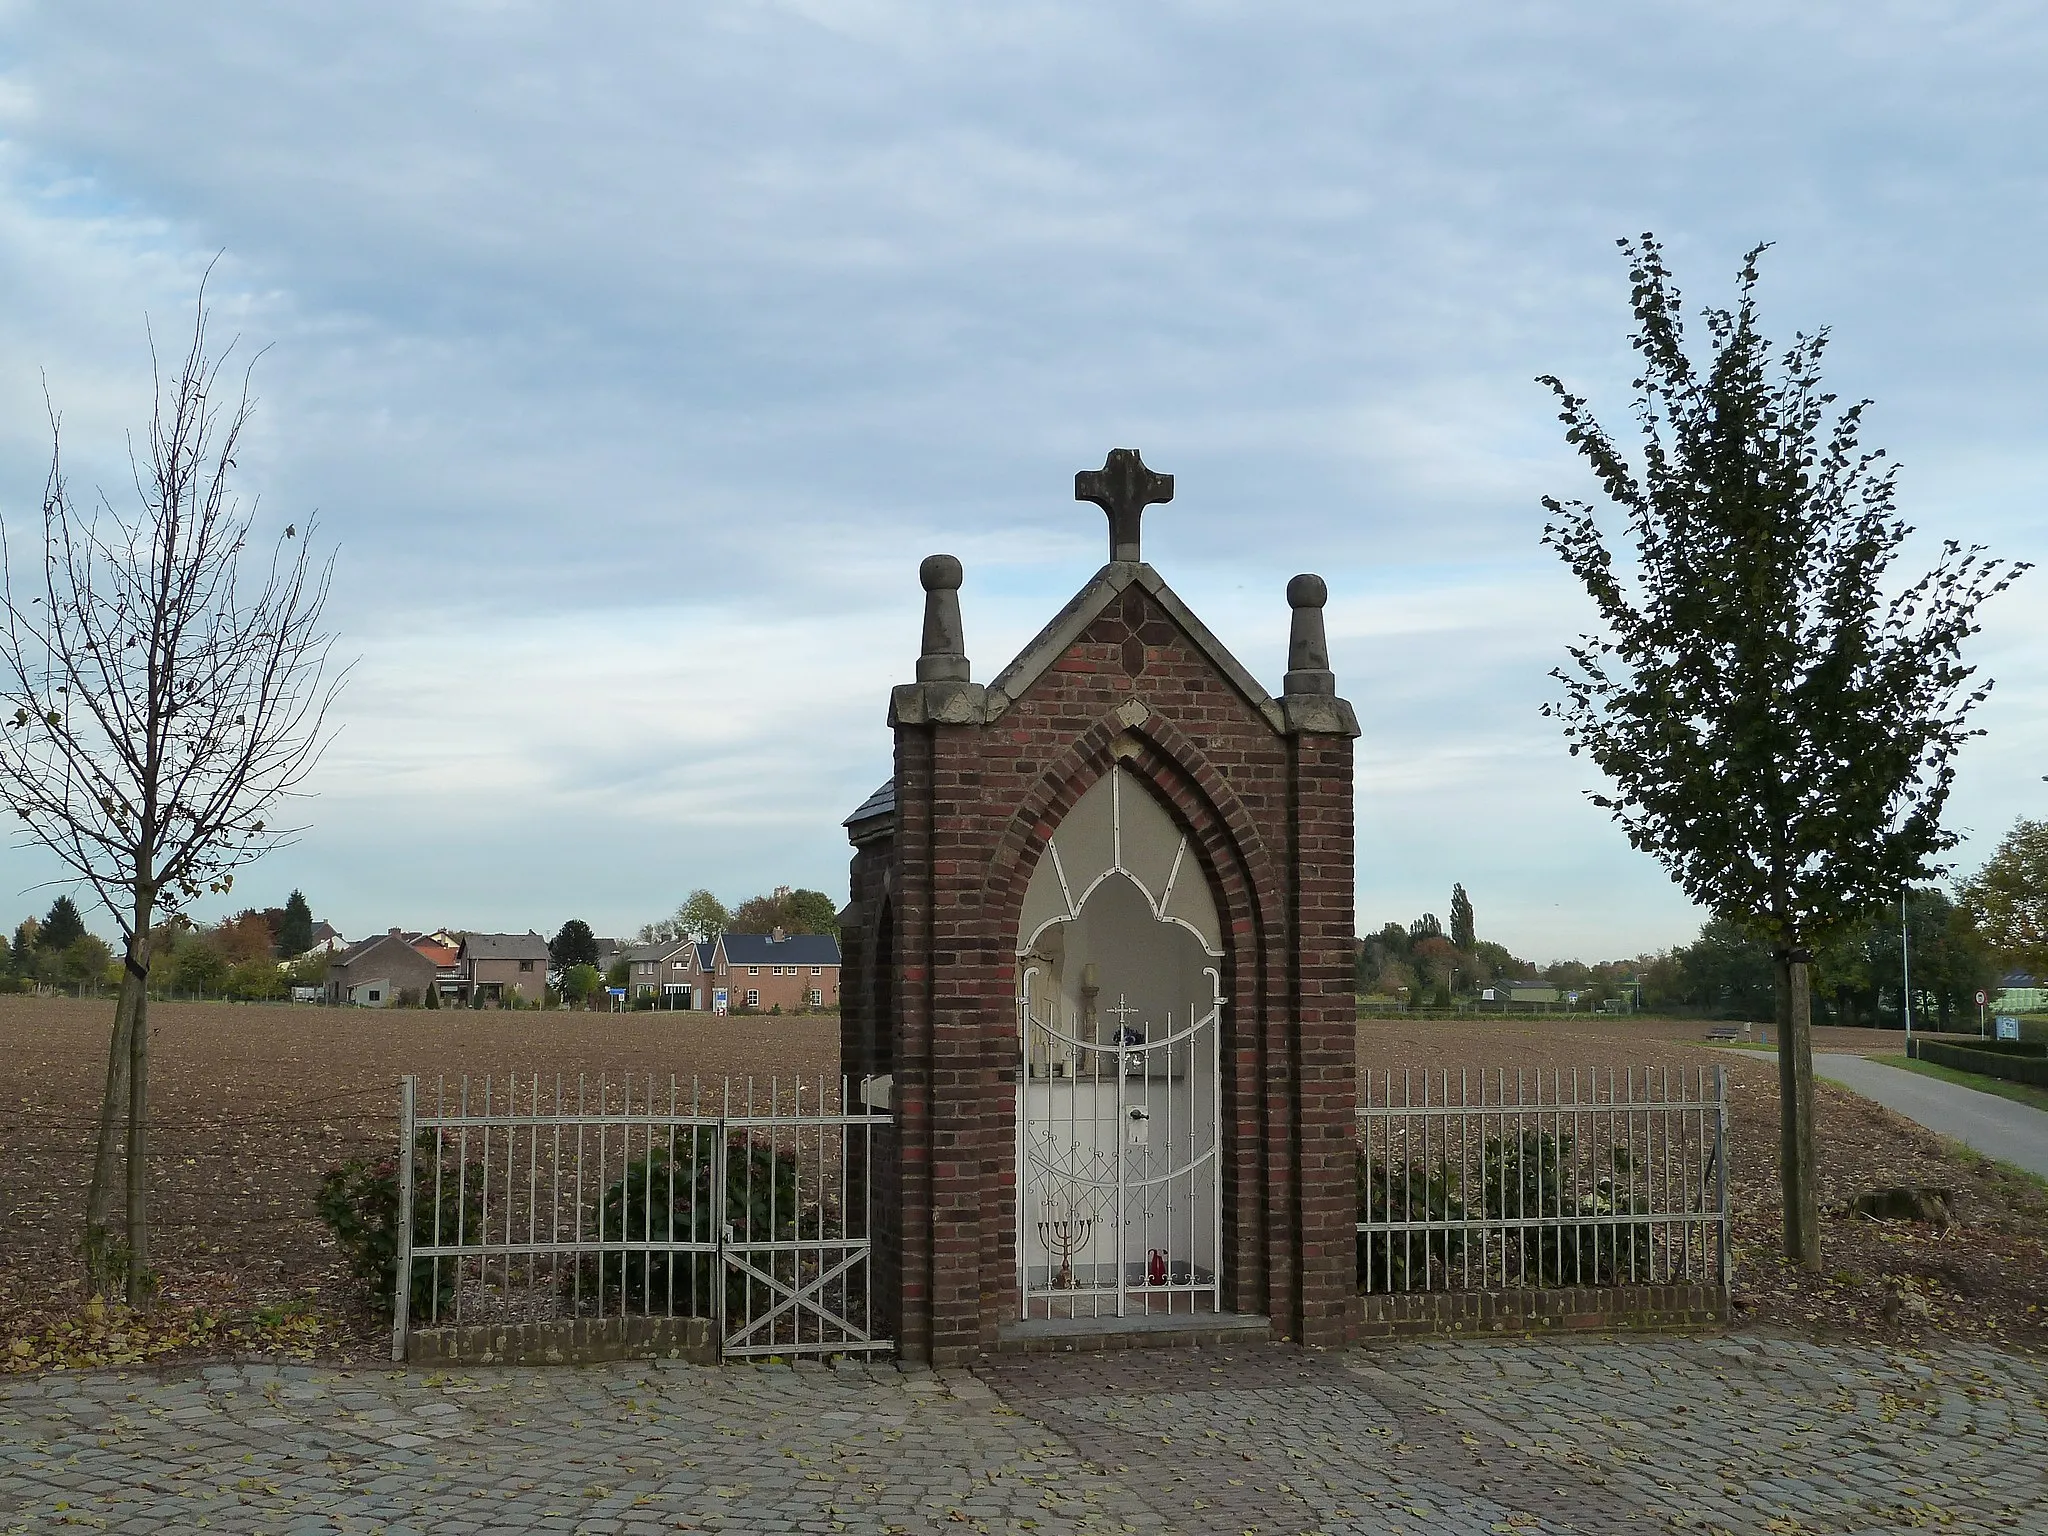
left=707, top=930, right=840, bottom=1012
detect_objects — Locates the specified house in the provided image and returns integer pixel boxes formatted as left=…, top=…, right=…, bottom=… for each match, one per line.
left=412, top=937, right=463, bottom=1003
left=326, top=929, right=439, bottom=1007
left=1994, top=973, right=2048, bottom=1013
left=624, top=936, right=705, bottom=1005
left=458, top=931, right=551, bottom=1004
left=706, top=928, right=840, bottom=1012
left=1478, top=980, right=1562, bottom=1006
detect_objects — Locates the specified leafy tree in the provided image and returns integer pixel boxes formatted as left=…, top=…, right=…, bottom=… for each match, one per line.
left=639, top=888, right=730, bottom=944
left=224, top=957, right=285, bottom=1001
left=1471, top=940, right=1523, bottom=982
left=1541, top=235, right=2027, bottom=1266
left=605, top=958, right=631, bottom=991
left=1637, top=950, right=1688, bottom=1012
left=277, top=890, right=315, bottom=957
left=38, top=895, right=87, bottom=953
left=214, top=912, right=278, bottom=965
left=563, top=963, right=602, bottom=1005
left=1408, top=912, right=1442, bottom=943
left=549, top=918, right=600, bottom=973
left=732, top=887, right=839, bottom=936
left=1675, top=918, right=1780, bottom=1020
left=782, top=888, right=840, bottom=935
left=1544, top=959, right=1594, bottom=994
left=0, top=288, right=342, bottom=1299
left=167, top=939, right=227, bottom=996
left=1958, top=817, right=2048, bottom=979
left=60, top=934, right=114, bottom=989
left=1449, top=884, right=1476, bottom=950
left=1818, top=888, right=1998, bottom=1030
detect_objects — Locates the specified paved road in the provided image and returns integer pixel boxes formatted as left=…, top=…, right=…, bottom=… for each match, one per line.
left=1816, top=1051, right=2048, bottom=1179
left=6, top=1336, right=2047, bottom=1533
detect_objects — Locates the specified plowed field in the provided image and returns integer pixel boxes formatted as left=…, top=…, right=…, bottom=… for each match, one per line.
left=3, top=996, right=2042, bottom=1365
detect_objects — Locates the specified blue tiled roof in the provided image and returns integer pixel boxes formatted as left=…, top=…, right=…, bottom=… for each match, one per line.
left=721, top=932, right=841, bottom=966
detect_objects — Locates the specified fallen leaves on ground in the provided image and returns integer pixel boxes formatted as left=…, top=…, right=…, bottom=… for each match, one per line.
left=2, top=1293, right=330, bottom=1373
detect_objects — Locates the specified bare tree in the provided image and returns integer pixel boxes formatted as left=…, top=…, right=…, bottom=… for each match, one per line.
left=0, top=285, right=343, bottom=1301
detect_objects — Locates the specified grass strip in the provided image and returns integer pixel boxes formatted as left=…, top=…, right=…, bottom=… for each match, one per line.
left=1870, top=1052, right=2048, bottom=1116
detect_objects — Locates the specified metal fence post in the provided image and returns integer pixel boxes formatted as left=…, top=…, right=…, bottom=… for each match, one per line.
left=392, top=1074, right=416, bottom=1363
left=1714, top=1064, right=1730, bottom=1289
left=713, top=1111, right=729, bottom=1361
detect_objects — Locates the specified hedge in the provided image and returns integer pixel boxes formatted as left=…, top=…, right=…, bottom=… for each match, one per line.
left=1910, top=1038, right=2048, bottom=1088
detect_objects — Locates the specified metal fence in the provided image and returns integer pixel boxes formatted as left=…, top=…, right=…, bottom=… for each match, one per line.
left=393, top=1074, right=891, bottom=1361
left=1356, top=1066, right=1728, bottom=1294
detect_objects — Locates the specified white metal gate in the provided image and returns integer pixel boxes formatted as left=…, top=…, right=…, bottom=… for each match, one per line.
left=1017, top=971, right=1222, bottom=1318
left=392, top=1074, right=892, bottom=1361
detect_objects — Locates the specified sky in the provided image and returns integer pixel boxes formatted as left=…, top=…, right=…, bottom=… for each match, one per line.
left=0, top=1, right=2043, bottom=964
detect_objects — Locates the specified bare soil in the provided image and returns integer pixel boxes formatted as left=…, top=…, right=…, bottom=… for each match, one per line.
left=0, top=995, right=836, bottom=1366
left=3, top=997, right=2041, bottom=1368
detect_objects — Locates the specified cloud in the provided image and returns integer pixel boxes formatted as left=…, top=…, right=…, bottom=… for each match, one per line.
left=0, top=1, right=2043, bottom=959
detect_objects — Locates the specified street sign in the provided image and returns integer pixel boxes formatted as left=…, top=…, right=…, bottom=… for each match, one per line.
left=1976, top=990, right=1988, bottom=1007
left=1997, top=1016, right=2021, bottom=1041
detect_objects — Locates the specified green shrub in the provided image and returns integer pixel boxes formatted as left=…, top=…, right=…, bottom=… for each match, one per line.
left=1480, top=1131, right=1653, bottom=1286
left=1357, top=1153, right=1467, bottom=1290
left=590, top=1131, right=810, bottom=1321
left=315, top=1133, right=476, bottom=1317
left=1357, top=1131, right=1653, bottom=1291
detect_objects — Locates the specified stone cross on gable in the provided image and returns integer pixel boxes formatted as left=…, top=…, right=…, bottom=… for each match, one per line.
left=1075, top=448, right=1173, bottom=564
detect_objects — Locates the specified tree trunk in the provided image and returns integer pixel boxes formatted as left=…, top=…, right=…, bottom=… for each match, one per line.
left=1774, top=949, right=1821, bottom=1270
left=82, top=970, right=139, bottom=1294
left=125, top=973, right=151, bottom=1303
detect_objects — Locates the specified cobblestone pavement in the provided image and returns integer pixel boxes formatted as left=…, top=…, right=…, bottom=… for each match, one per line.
left=0, top=1357, right=1159, bottom=1534
left=4, top=1336, right=2046, bottom=1534
left=983, top=1335, right=2048, bottom=1535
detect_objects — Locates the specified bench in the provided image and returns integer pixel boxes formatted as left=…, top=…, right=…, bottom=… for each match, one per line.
left=1704, top=1024, right=1743, bottom=1042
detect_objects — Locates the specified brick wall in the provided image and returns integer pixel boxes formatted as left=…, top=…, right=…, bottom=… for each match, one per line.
left=852, top=568, right=1357, bottom=1366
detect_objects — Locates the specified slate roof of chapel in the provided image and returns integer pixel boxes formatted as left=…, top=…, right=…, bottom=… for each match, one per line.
left=844, top=780, right=896, bottom=827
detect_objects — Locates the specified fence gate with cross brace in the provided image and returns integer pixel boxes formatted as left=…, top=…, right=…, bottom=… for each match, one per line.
left=391, top=1073, right=893, bottom=1361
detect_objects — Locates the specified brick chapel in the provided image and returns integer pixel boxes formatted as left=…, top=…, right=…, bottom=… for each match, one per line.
left=839, top=450, right=1359, bottom=1366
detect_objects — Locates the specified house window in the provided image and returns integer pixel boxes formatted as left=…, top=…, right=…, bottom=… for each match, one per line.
left=748, top=966, right=758, bottom=975
left=673, top=961, right=686, bottom=971
left=367, top=989, right=382, bottom=1003
left=745, top=989, right=759, bottom=1008
left=808, top=989, right=822, bottom=1007
left=519, top=959, right=534, bottom=972
left=811, top=966, right=821, bottom=975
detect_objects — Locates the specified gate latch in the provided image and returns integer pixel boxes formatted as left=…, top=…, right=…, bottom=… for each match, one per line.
left=1127, top=1106, right=1150, bottom=1146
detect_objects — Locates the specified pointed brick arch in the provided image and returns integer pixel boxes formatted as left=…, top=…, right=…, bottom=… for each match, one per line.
left=988, top=705, right=1284, bottom=974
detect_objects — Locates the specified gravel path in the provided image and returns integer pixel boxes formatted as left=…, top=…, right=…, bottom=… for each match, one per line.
left=1815, top=1052, right=2048, bottom=1179
left=7, top=1336, right=2047, bottom=1533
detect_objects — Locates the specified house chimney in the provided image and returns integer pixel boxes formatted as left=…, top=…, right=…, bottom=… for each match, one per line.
left=771, top=925, right=786, bottom=944
left=389, top=927, right=402, bottom=938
